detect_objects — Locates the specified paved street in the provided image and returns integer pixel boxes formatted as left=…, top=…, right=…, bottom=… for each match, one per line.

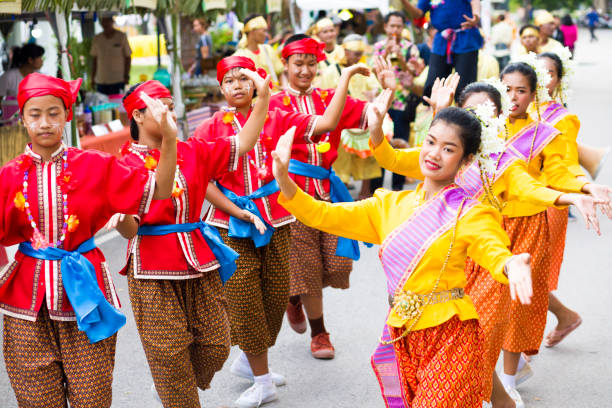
left=1, top=28, right=611, bottom=407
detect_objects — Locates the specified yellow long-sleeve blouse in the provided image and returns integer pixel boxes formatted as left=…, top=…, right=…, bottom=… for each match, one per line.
left=503, top=116, right=586, bottom=216
left=233, top=44, right=284, bottom=77
left=370, top=138, right=564, bottom=217
left=278, top=185, right=512, bottom=332
left=555, top=113, right=584, bottom=178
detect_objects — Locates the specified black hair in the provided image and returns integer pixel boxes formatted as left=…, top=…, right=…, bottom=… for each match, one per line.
left=458, top=82, right=503, bottom=115
left=244, top=14, right=264, bottom=27
left=384, top=11, right=406, bottom=24
left=284, top=33, right=310, bottom=46
left=539, top=52, right=563, bottom=79
left=498, top=14, right=506, bottom=21
left=519, top=24, right=540, bottom=36
left=10, top=43, right=44, bottom=69
left=431, top=107, right=481, bottom=159
left=501, top=62, right=537, bottom=93
left=123, top=83, right=145, bottom=141
left=561, top=15, right=573, bottom=26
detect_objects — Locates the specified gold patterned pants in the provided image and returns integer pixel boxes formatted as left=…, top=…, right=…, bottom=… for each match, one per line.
left=220, top=225, right=291, bottom=355
left=3, top=303, right=116, bottom=408
left=127, top=263, right=230, bottom=408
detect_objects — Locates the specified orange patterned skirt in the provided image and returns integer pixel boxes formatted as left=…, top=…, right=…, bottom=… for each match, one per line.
left=502, top=212, right=551, bottom=355
left=464, top=257, right=510, bottom=402
left=390, top=316, right=484, bottom=408
left=546, top=207, right=569, bottom=291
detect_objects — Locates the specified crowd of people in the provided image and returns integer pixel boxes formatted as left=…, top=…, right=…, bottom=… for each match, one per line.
left=0, top=2, right=611, bottom=408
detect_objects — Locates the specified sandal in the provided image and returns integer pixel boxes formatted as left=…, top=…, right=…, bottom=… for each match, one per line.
left=545, top=317, right=582, bottom=348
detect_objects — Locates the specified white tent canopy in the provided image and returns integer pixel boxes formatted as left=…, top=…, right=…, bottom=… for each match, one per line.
left=295, top=0, right=389, bottom=13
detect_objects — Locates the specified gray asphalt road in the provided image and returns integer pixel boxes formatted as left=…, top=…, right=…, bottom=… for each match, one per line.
left=1, top=28, right=611, bottom=408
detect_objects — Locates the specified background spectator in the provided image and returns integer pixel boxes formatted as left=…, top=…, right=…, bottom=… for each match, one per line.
left=491, top=13, right=513, bottom=70
left=586, top=7, right=599, bottom=42
left=0, top=43, right=44, bottom=98
left=416, top=23, right=436, bottom=66
left=560, top=14, right=578, bottom=54
left=90, top=16, right=132, bottom=95
left=188, top=18, right=213, bottom=77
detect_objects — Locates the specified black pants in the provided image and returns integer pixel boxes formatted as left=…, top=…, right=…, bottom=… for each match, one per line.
left=369, top=108, right=413, bottom=192
left=424, top=50, right=479, bottom=102
left=96, top=82, right=126, bottom=95
left=589, top=25, right=598, bottom=41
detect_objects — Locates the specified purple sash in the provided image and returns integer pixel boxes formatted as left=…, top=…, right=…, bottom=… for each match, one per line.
left=541, top=102, right=569, bottom=126
left=456, top=120, right=561, bottom=199
left=371, top=185, right=478, bottom=408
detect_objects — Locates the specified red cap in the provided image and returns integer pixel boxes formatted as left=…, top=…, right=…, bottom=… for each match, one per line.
left=216, top=56, right=267, bottom=85
left=123, top=80, right=172, bottom=120
left=18, top=73, right=82, bottom=121
left=281, top=38, right=327, bottom=62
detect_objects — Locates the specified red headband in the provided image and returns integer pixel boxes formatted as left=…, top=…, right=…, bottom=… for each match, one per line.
left=216, top=56, right=267, bottom=85
left=123, top=80, right=172, bottom=120
left=18, top=73, right=82, bottom=122
left=281, top=38, right=327, bottom=62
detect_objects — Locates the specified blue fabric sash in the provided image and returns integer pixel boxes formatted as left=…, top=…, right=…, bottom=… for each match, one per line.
left=137, top=221, right=239, bottom=284
left=217, top=181, right=277, bottom=248
left=18, top=238, right=126, bottom=344
left=288, top=159, right=372, bottom=261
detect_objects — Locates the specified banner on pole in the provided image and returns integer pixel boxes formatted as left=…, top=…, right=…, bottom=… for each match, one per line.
left=267, top=0, right=282, bottom=13
left=0, top=0, right=21, bottom=14
left=203, top=0, right=226, bottom=11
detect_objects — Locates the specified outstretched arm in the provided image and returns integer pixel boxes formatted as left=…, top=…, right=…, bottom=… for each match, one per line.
left=273, top=127, right=382, bottom=244
left=237, top=69, right=272, bottom=156
left=313, top=64, right=372, bottom=135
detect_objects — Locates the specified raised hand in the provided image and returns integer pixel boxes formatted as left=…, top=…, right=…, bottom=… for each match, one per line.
left=241, top=68, right=271, bottom=99
left=140, top=91, right=177, bottom=140
left=505, top=253, right=533, bottom=305
left=422, top=73, right=460, bottom=113
left=272, top=126, right=296, bottom=181
left=367, top=89, right=393, bottom=147
left=374, top=56, right=396, bottom=90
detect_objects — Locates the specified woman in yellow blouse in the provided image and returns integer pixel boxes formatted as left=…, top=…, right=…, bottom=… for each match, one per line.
left=369, top=77, right=602, bottom=408
left=273, top=103, right=533, bottom=407
left=537, top=51, right=589, bottom=350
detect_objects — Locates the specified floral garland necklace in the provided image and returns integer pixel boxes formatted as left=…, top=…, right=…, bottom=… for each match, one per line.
left=122, top=142, right=184, bottom=198
left=223, top=108, right=275, bottom=182
left=282, top=89, right=331, bottom=153
left=13, top=150, right=80, bottom=250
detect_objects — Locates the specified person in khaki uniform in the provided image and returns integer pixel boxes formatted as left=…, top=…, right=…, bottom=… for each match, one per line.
left=90, top=16, right=132, bottom=95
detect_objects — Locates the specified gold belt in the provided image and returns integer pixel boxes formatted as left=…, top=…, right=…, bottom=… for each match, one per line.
left=393, top=287, right=465, bottom=321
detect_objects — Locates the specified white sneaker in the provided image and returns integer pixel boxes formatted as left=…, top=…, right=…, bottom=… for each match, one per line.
left=504, top=386, right=525, bottom=408
left=482, top=401, right=493, bottom=408
left=516, top=362, right=533, bottom=386
left=230, top=356, right=286, bottom=386
left=150, top=384, right=162, bottom=405
left=235, top=382, right=278, bottom=408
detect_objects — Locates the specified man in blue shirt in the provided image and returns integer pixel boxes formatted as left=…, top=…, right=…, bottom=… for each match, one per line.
left=401, top=0, right=482, bottom=101
left=587, top=7, right=600, bottom=42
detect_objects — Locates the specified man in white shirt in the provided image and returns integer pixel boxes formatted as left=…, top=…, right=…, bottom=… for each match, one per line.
left=491, top=13, right=513, bottom=70
left=90, top=16, right=132, bottom=95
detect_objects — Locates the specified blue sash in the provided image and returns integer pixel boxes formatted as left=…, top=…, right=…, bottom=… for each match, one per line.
left=18, top=238, right=126, bottom=343
left=288, top=159, right=371, bottom=260
left=217, top=181, right=277, bottom=248
left=137, top=221, right=238, bottom=284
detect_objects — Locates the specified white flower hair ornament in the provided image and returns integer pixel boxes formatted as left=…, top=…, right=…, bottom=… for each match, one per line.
left=555, top=46, right=575, bottom=104
left=483, top=77, right=511, bottom=118
left=514, top=52, right=552, bottom=106
left=470, top=100, right=506, bottom=177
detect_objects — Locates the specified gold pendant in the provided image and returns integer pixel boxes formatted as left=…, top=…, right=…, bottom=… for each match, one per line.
left=316, top=142, right=331, bottom=153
